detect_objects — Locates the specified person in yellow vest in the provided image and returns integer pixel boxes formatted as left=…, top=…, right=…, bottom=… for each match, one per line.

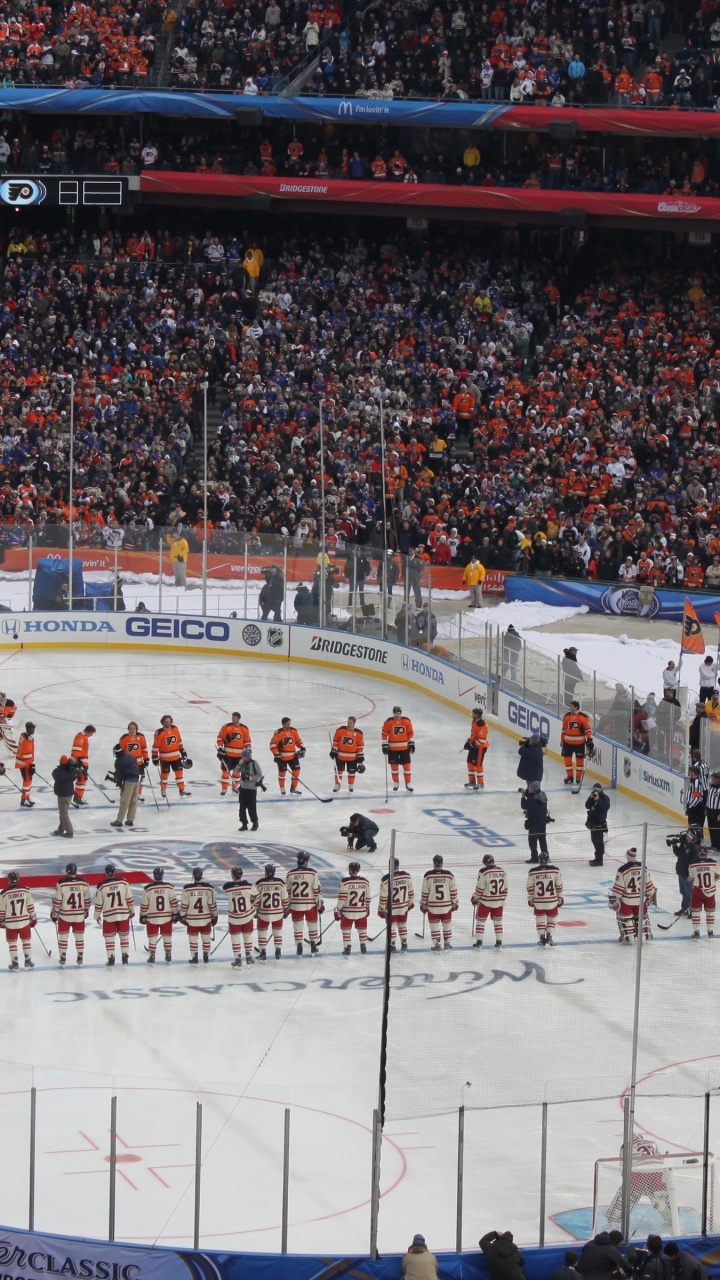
left=167, top=530, right=190, bottom=588
left=242, top=244, right=264, bottom=293
left=462, top=554, right=486, bottom=608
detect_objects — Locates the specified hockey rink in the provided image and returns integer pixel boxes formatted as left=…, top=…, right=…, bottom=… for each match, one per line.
left=0, top=647, right=717, bottom=1256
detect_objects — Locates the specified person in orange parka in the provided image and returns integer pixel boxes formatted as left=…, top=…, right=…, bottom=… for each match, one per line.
left=15, top=721, right=36, bottom=808
left=464, top=708, right=489, bottom=790
left=71, top=724, right=96, bottom=807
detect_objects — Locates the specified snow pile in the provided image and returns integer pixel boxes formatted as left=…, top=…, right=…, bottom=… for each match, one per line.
left=518, top=630, right=701, bottom=701
left=440, top=600, right=589, bottom=638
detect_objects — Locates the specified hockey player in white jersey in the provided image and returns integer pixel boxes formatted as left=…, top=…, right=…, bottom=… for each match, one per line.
left=140, top=868, right=179, bottom=963
left=420, top=854, right=458, bottom=951
left=472, top=854, right=508, bottom=948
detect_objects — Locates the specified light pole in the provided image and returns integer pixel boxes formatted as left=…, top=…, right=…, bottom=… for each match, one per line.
left=201, top=381, right=208, bottom=616
left=57, top=373, right=74, bottom=610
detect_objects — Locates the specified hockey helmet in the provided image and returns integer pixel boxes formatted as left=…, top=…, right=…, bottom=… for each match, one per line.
left=231, top=866, right=243, bottom=880
left=183, top=758, right=193, bottom=769
left=153, top=867, right=164, bottom=882
left=392, top=705, right=402, bottom=715
left=538, top=852, right=550, bottom=864
left=65, top=862, right=77, bottom=876
left=432, top=854, right=443, bottom=867
left=7, top=870, right=18, bottom=886
left=264, top=863, right=276, bottom=878
left=482, top=854, right=495, bottom=867
left=391, top=857, right=400, bottom=870
left=192, top=867, right=203, bottom=882
left=348, top=861, right=361, bottom=876
left=105, top=863, right=116, bottom=878
left=297, top=851, right=309, bottom=866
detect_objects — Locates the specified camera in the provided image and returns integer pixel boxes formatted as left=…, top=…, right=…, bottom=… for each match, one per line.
left=105, top=771, right=117, bottom=784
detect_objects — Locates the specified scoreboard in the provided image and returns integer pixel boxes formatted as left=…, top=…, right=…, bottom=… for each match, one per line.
left=0, top=176, right=128, bottom=207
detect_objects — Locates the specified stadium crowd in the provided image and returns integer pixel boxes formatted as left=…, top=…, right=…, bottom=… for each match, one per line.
left=0, top=221, right=719, bottom=594
left=0, top=0, right=699, bottom=105
left=0, top=117, right=716, bottom=198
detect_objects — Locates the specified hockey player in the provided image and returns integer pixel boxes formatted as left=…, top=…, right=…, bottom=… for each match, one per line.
left=269, top=717, right=305, bottom=796
left=0, top=691, right=17, bottom=752
left=464, top=709, right=489, bottom=790
left=118, top=723, right=149, bottom=801
left=71, top=724, right=96, bottom=807
left=471, top=853, right=508, bottom=948
left=0, top=871, right=37, bottom=969
left=420, top=854, right=458, bottom=950
left=330, top=716, right=365, bottom=793
left=222, top=867, right=258, bottom=967
left=94, top=863, right=135, bottom=966
left=51, top=862, right=90, bottom=965
left=216, top=712, right=251, bottom=796
left=378, top=858, right=414, bottom=951
left=527, top=851, right=563, bottom=946
left=152, top=715, right=191, bottom=798
left=688, top=847, right=718, bottom=939
left=15, top=722, right=36, bottom=808
left=609, top=848, right=656, bottom=943
left=139, top=868, right=179, bottom=963
left=335, top=862, right=371, bottom=955
left=255, top=863, right=289, bottom=960
left=179, top=868, right=217, bottom=963
left=286, top=851, right=323, bottom=955
left=560, top=701, right=594, bottom=791
left=382, top=706, right=415, bottom=792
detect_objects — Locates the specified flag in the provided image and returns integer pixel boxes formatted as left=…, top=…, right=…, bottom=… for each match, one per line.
left=682, top=599, right=705, bottom=654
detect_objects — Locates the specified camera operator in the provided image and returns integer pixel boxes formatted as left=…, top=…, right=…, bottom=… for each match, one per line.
left=52, top=754, right=79, bottom=838
left=517, top=733, right=546, bottom=786
left=520, top=780, right=553, bottom=864
left=668, top=828, right=702, bottom=917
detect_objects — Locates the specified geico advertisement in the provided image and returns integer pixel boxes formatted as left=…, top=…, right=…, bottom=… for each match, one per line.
left=0, top=613, right=288, bottom=654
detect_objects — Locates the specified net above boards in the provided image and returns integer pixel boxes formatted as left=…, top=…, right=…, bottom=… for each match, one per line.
left=382, top=825, right=720, bottom=1121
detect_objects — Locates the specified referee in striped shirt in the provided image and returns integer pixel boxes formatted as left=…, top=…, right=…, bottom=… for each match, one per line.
left=706, top=772, right=720, bottom=851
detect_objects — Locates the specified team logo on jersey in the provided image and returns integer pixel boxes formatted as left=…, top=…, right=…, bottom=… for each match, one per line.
left=242, top=624, right=261, bottom=647
left=0, top=178, right=46, bottom=205
left=266, top=626, right=284, bottom=648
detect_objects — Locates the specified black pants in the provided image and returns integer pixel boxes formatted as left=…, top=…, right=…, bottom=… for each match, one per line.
left=528, top=829, right=548, bottom=859
left=590, top=829, right=605, bottom=861
left=708, top=808, right=720, bottom=850
left=239, top=789, right=258, bottom=827
left=700, top=685, right=715, bottom=703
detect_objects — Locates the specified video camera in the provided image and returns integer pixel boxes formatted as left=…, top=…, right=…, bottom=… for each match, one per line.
left=519, top=735, right=548, bottom=749
left=665, top=828, right=701, bottom=847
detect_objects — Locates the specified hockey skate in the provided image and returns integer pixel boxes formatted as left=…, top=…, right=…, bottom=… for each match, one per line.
left=106, top=955, right=115, bottom=966
left=8, top=958, right=18, bottom=970
left=333, top=783, right=341, bottom=793
left=72, top=797, right=88, bottom=807
left=431, top=941, right=441, bottom=952
left=444, top=941, right=452, bottom=950
left=495, top=940, right=503, bottom=948
left=538, top=935, right=547, bottom=946
left=203, top=952, right=210, bottom=963
left=473, top=939, right=482, bottom=948
left=709, top=930, right=715, bottom=937
left=59, top=955, right=66, bottom=965
left=121, top=952, right=129, bottom=965
left=164, top=951, right=172, bottom=962
left=245, top=954, right=255, bottom=965
left=77, top=954, right=83, bottom=964
left=693, top=930, right=701, bottom=939
left=405, top=784, right=414, bottom=792
left=343, top=946, right=351, bottom=957
left=179, top=791, right=192, bottom=798
left=20, top=798, right=34, bottom=808
left=25, top=956, right=34, bottom=967
left=189, top=954, right=199, bottom=964
left=296, top=942, right=303, bottom=956
left=392, top=783, right=399, bottom=792
left=464, top=782, right=479, bottom=790
left=545, top=934, right=555, bottom=946
left=400, top=941, right=408, bottom=951
left=275, top=946, right=282, bottom=959
left=310, top=941, right=319, bottom=955
left=563, top=777, right=574, bottom=786
left=258, top=948, right=267, bottom=961
left=232, top=957, right=242, bottom=968
left=360, top=943, right=367, bottom=954
left=147, top=953, right=155, bottom=963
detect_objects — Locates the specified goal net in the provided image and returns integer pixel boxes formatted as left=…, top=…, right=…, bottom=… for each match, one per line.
left=592, top=1153, right=716, bottom=1238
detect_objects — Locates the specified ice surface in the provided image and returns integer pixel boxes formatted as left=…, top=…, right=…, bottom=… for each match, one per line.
left=0, top=648, right=713, bottom=1255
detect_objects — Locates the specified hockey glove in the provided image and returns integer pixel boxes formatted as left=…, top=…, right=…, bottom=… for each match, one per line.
left=420, top=903, right=427, bottom=913
left=382, top=744, right=389, bottom=756
left=298, top=747, right=306, bottom=758
left=217, top=750, right=226, bottom=761
left=329, top=749, right=338, bottom=760
left=608, top=896, right=619, bottom=911
left=181, top=750, right=188, bottom=761
left=334, top=908, right=341, bottom=922
left=463, top=740, right=472, bottom=751
left=318, top=900, right=325, bottom=914
left=139, top=914, right=147, bottom=925
left=378, top=908, right=386, bottom=918
left=172, top=912, right=180, bottom=923
left=50, top=912, right=57, bottom=923
left=557, top=898, right=564, bottom=907
left=409, top=742, right=416, bottom=754
left=586, top=741, right=596, bottom=759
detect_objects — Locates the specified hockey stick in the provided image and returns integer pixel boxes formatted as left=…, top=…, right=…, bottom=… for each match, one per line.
left=1, top=769, right=25, bottom=796
left=130, top=919, right=137, bottom=951
left=415, top=911, right=427, bottom=941
left=33, top=925, right=51, bottom=957
left=657, top=911, right=689, bottom=931
left=295, top=777, right=333, bottom=804
left=211, top=927, right=229, bottom=955
left=89, top=773, right=116, bottom=806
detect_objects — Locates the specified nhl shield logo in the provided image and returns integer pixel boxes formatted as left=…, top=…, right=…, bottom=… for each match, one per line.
left=623, top=756, right=632, bottom=779
left=266, top=626, right=284, bottom=649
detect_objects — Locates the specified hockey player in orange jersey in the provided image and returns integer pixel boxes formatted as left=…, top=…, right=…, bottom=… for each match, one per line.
left=216, top=711, right=252, bottom=796
left=464, top=708, right=489, bottom=790
left=560, top=700, right=594, bottom=791
left=330, top=716, right=365, bottom=793
left=71, top=724, right=96, bottom=807
left=382, top=705, right=415, bottom=792
left=15, top=721, right=36, bottom=808
left=152, top=715, right=191, bottom=798
left=118, top=722, right=149, bottom=801
left=269, top=717, right=305, bottom=796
